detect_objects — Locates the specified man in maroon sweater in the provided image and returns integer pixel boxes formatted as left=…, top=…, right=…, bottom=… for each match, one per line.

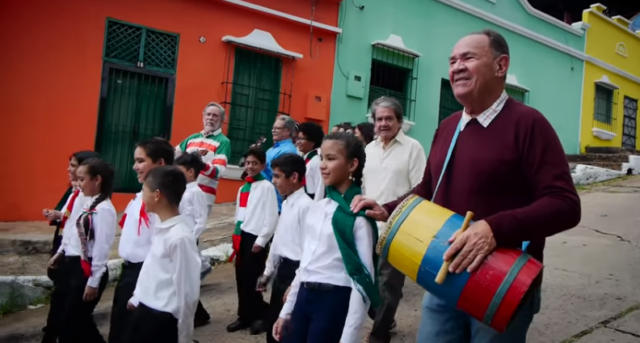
left=352, top=29, right=581, bottom=343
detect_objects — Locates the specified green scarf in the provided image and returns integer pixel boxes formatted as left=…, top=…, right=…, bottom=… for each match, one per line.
left=325, top=185, right=380, bottom=308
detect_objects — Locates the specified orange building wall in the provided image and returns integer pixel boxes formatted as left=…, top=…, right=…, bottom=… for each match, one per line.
left=0, top=0, right=338, bottom=221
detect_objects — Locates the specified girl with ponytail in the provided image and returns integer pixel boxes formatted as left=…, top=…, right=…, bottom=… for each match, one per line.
left=51, top=157, right=117, bottom=343
left=273, top=132, right=379, bottom=343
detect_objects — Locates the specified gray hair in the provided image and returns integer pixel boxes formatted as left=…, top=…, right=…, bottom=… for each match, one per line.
left=370, top=96, right=404, bottom=123
left=276, top=115, right=297, bottom=138
left=203, top=101, right=226, bottom=123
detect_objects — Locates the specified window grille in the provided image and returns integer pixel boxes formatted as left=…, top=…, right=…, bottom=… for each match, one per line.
left=368, top=45, right=419, bottom=121
left=506, top=85, right=528, bottom=103
left=622, top=96, right=637, bottom=150
left=593, top=84, right=618, bottom=133
left=438, top=79, right=463, bottom=124
left=221, top=45, right=295, bottom=165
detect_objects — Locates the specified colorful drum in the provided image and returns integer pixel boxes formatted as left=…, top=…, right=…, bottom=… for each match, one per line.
left=377, top=195, right=543, bottom=332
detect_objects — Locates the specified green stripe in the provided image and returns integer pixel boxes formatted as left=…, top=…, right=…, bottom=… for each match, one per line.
left=482, top=253, right=530, bottom=325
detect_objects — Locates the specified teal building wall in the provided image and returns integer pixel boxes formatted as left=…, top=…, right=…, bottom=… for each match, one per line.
left=329, top=0, right=586, bottom=153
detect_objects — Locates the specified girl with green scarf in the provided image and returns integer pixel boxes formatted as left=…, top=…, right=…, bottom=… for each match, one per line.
left=272, top=133, right=380, bottom=343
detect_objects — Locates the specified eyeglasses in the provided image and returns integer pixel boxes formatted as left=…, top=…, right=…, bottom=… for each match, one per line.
left=272, top=126, right=286, bottom=132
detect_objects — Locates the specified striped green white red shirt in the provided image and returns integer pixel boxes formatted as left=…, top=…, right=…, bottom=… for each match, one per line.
left=176, top=129, right=231, bottom=206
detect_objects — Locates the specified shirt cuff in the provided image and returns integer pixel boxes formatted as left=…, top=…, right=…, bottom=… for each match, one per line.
left=279, top=302, right=293, bottom=319
left=255, top=235, right=269, bottom=247
left=86, top=276, right=100, bottom=288
left=129, top=296, right=140, bottom=307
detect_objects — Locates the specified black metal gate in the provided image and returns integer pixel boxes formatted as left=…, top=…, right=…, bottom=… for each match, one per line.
left=622, top=96, right=637, bottom=150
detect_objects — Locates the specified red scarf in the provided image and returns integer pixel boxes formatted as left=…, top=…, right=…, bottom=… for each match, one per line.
left=60, top=189, right=80, bottom=231
left=118, top=197, right=151, bottom=235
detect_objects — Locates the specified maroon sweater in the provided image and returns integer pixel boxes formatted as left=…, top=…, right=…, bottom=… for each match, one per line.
left=383, top=98, right=581, bottom=263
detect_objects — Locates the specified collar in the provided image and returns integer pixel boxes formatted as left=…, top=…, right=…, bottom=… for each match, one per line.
left=157, top=215, right=185, bottom=230
left=274, top=139, right=293, bottom=148
left=286, top=188, right=307, bottom=203
left=374, top=129, right=407, bottom=147
left=201, top=128, right=222, bottom=137
left=461, top=91, right=508, bottom=131
left=303, top=149, right=318, bottom=159
left=186, top=181, right=198, bottom=190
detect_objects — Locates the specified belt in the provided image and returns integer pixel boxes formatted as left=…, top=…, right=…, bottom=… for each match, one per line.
left=123, top=260, right=144, bottom=267
left=302, top=282, right=348, bottom=291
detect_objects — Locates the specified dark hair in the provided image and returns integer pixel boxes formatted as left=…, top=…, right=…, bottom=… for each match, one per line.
left=271, top=153, right=306, bottom=182
left=144, top=166, right=187, bottom=207
left=298, top=122, right=325, bottom=149
left=472, top=29, right=510, bottom=58
left=71, top=150, right=101, bottom=165
left=135, top=138, right=175, bottom=165
left=340, top=122, right=354, bottom=132
left=175, top=152, right=206, bottom=176
left=323, top=132, right=366, bottom=187
left=243, top=147, right=266, bottom=165
left=76, top=158, right=114, bottom=240
left=356, top=122, right=375, bottom=145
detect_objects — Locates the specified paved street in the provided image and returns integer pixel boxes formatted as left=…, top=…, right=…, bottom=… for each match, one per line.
left=1, top=177, right=639, bottom=343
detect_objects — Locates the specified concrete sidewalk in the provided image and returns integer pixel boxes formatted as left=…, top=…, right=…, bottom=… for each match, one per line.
left=1, top=178, right=640, bottom=342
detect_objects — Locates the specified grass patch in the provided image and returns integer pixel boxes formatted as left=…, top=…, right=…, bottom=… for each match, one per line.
left=560, top=303, right=640, bottom=343
left=576, top=175, right=636, bottom=193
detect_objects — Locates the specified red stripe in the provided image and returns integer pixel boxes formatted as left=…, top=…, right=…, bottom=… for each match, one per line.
left=199, top=184, right=217, bottom=196
left=211, top=158, right=227, bottom=166
left=187, top=141, right=218, bottom=153
left=239, top=191, right=249, bottom=207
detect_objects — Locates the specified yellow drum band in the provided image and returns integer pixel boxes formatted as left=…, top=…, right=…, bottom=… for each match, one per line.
left=381, top=195, right=456, bottom=282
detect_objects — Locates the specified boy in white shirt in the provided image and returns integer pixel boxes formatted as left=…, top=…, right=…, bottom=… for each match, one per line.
left=256, top=153, right=313, bottom=343
left=227, top=147, right=279, bottom=335
left=125, top=166, right=201, bottom=343
left=108, top=138, right=174, bottom=343
left=175, top=152, right=212, bottom=327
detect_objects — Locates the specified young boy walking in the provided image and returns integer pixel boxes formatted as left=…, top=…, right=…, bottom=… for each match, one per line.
left=256, top=153, right=313, bottom=343
left=227, top=147, right=279, bottom=335
left=175, top=152, right=212, bottom=327
left=108, top=138, right=174, bottom=343
left=124, top=166, right=201, bottom=343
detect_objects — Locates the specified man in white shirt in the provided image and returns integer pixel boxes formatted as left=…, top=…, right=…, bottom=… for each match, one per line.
left=363, top=96, right=427, bottom=343
left=125, top=166, right=201, bottom=343
left=256, top=154, right=313, bottom=343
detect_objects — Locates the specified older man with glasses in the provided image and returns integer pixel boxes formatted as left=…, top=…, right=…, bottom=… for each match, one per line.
left=264, top=115, right=298, bottom=212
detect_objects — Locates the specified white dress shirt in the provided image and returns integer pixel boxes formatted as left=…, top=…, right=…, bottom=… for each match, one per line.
left=118, top=192, right=159, bottom=263
left=304, top=150, right=322, bottom=197
left=235, top=179, right=279, bottom=247
left=264, top=188, right=313, bottom=276
left=65, top=196, right=117, bottom=288
left=363, top=130, right=426, bottom=233
left=56, top=192, right=89, bottom=255
left=129, top=215, right=201, bottom=343
left=179, top=182, right=209, bottom=240
left=279, top=198, right=375, bottom=343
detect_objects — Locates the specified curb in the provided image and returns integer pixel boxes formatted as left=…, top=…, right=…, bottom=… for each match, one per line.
left=0, top=243, right=234, bottom=316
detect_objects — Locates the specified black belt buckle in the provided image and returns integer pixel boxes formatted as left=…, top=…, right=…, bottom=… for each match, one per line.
left=303, top=282, right=334, bottom=291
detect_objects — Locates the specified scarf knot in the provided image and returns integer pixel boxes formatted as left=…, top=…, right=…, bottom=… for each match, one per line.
left=326, top=185, right=380, bottom=308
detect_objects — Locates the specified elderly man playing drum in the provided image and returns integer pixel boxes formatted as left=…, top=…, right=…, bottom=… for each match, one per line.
left=352, top=29, right=580, bottom=343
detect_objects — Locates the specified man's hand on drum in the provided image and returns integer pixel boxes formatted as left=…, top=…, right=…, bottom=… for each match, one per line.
left=350, top=196, right=389, bottom=222
left=444, top=220, right=497, bottom=274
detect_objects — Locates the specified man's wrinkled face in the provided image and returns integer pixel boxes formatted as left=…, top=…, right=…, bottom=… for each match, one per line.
left=448, top=34, right=508, bottom=105
left=203, top=106, right=222, bottom=132
left=374, top=107, right=400, bottom=142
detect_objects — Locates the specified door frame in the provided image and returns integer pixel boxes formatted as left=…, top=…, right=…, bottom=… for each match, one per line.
left=94, top=62, right=177, bottom=150
left=622, top=96, right=638, bottom=151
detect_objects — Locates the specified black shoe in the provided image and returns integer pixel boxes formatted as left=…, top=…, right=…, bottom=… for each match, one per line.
left=194, top=317, right=211, bottom=328
left=249, top=320, right=266, bottom=335
left=227, top=319, right=250, bottom=333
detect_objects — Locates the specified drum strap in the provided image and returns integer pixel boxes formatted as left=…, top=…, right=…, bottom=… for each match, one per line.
left=431, top=115, right=530, bottom=252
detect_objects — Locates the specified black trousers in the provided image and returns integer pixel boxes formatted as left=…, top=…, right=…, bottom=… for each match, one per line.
left=194, top=239, right=210, bottom=325
left=42, top=262, right=66, bottom=343
left=123, top=303, right=178, bottom=343
left=235, top=230, right=269, bottom=323
left=55, top=256, right=109, bottom=343
left=368, top=258, right=405, bottom=343
left=108, top=261, right=143, bottom=343
left=266, top=258, right=300, bottom=343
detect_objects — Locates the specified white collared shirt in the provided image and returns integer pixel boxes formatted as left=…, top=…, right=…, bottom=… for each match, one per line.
left=279, top=198, right=375, bottom=343
left=129, top=215, right=201, bottom=343
left=236, top=179, right=279, bottom=247
left=72, top=196, right=117, bottom=288
left=56, top=192, right=89, bottom=255
left=118, top=193, right=159, bottom=263
left=460, top=91, right=508, bottom=131
left=363, top=130, right=426, bottom=233
left=264, top=188, right=313, bottom=276
left=304, top=150, right=322, bottom=197
left=179, top=182, right=209, bottom=239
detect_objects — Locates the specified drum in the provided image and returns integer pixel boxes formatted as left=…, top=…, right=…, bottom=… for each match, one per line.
left=377, top=195, right=543, bottom=332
